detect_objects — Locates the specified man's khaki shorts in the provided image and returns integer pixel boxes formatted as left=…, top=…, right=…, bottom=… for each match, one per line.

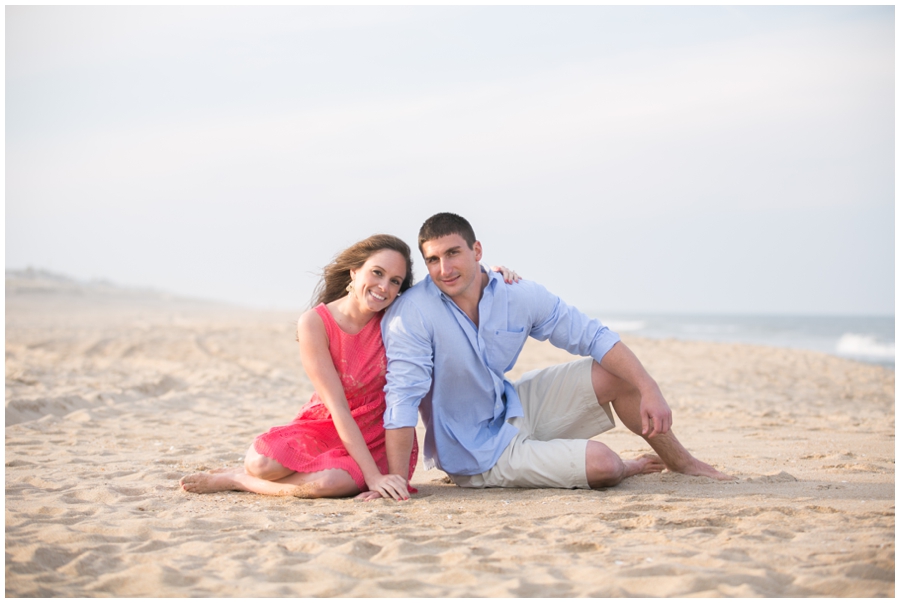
left=450, top=358, right=615, bottom=490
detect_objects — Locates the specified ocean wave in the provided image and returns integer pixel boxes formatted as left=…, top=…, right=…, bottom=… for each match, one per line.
left=604, top=320, right=646, bottom=332
left=835, top=333, right=895, bottom=359
left=681, top=324, right=739, bottom=335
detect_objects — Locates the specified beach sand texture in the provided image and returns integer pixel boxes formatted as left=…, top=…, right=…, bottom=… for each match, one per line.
left=5, top=275, right=895, bottom=597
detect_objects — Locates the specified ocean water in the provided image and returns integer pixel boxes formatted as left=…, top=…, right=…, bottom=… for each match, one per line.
left=590, top=312, right=895, bottom=369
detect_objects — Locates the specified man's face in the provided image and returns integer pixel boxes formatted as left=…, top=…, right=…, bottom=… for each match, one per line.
left=421, top=234, right=483, bottom=300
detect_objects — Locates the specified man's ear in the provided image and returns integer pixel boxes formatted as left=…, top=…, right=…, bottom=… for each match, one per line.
left=473, top=241, right=483, bottom=262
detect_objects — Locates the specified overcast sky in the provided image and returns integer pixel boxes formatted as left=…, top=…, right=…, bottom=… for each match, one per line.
left=6, top=6, right=895, bottom=315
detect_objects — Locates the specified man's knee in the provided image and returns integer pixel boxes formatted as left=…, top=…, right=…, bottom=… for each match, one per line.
left=585, top=441, right=625, bottom=488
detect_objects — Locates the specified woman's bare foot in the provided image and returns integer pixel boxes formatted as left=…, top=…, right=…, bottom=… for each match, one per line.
left=622, top=454, right=667, bottom=478
left=180, top=471, right=239, bottom=494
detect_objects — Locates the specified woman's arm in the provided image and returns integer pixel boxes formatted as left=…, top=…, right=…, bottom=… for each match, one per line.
left=296, top=310, right=410, bottom=501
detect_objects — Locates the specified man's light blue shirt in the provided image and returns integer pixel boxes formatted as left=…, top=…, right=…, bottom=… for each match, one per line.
left=382, top=268, right=621, bottom=476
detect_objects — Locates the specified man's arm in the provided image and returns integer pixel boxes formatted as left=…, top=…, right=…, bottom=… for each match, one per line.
left=377, top=301, right=435, bottom=496
left=526, top=282, right=621, bottom=361
left=522, top=282, right=670, bottom=437
left=385, top=426, right=416, bottom=476
left=599, top=341, right=672, bottom=438
left=358, top=302, right=432, bottom=502
left=357, top=426, right=416, bottom=502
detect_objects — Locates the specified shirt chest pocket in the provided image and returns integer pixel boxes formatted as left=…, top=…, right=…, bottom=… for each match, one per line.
left=484, top=328, right=527, bottom=373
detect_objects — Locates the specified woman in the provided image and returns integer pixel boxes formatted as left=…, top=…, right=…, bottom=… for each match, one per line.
left=180, top=234, right=517, bottom=501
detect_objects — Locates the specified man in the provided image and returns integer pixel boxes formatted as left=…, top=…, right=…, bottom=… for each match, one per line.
left=371, top=212, right=730, bottom=498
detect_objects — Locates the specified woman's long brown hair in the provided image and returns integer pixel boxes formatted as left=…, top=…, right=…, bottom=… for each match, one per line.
left=310, top=234, right=414, bottom=307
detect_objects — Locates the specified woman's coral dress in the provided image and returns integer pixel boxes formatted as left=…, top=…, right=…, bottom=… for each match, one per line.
left=253, top=304, right=418, bottom=492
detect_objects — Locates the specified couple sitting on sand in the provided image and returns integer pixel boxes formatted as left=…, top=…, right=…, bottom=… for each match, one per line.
left=181, top=212, right=730, bottom=501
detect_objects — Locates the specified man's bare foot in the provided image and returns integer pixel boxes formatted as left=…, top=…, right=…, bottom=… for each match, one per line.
left=180, top=472, right=238, bottom=493
left=669, top=458, right=734, bottom=481
left=622, top=454, right=666, bottom=478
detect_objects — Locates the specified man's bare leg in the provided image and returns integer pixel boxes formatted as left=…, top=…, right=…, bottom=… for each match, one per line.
left=585, top=440, right=667, bottom=488
left=591, top=361, right=733, bottom=480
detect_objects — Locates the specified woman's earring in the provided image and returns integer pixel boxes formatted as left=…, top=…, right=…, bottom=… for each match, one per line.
left=346, top=282, right=354, bottom=293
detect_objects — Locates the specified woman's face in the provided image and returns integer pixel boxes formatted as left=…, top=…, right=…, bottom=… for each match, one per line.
left=349, top=249, right=408, bottom=312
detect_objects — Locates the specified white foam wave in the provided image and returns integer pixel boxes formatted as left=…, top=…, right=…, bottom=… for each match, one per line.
left=604, top=320, right=646, bottom=333
left=835, top=333, right=895, bottom=359
left=682, top=324, right=739, bottom=335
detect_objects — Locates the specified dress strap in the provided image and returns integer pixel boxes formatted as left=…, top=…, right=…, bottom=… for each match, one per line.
left=313, top=303, right=340, bottom=342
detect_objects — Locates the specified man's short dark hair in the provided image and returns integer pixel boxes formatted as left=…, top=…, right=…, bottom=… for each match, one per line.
left=418, top=212, right=477, bottom=253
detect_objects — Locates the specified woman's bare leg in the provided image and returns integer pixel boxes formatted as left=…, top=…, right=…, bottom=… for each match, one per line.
left=181, top=467, right=359, bottom=498
left=180, top=443, right=361, bottom=498
left=242, top=444, right=294, bottom=481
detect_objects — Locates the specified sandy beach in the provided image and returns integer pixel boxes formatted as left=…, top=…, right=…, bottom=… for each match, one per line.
left=5, top=273, right=894, bottom=597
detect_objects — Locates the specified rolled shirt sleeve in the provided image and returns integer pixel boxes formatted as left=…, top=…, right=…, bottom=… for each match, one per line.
left=381, top=299, right=433, bottom=430
left=524, top=281, right=621, bottom=364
